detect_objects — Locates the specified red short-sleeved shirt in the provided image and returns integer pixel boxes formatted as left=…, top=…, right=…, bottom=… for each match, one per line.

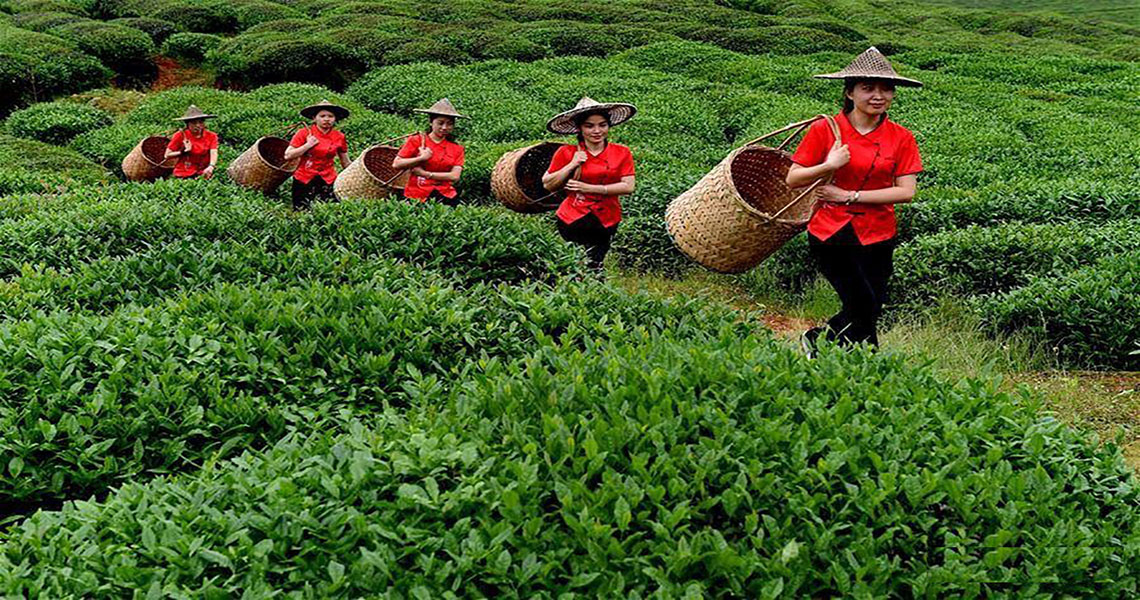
left=546, top=142, right=635, bottom=228
left=290, top=126, right=347, bottom=185
left=167, top=129, right=218, bottom=178
left=791, top=112, right=922, bottom=245
left=396, top=133, right=465, bottom=200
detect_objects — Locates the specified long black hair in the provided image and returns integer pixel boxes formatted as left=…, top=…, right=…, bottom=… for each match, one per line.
left=573, top=109, right=611, bottom=145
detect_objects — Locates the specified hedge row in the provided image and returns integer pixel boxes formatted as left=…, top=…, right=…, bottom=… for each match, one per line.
left=3, top=100, right=113, bottom=145
left=0, top=134, right=108, bottom=194
left=891, top=220, right=1140, bottom=306
left=975, top=250, right=1140, bottom=370
left=0, top=179, right=582, bottom=285
left=1, top=309, right=1137, bottom=595
left=0, top=23, right=109, bottom=116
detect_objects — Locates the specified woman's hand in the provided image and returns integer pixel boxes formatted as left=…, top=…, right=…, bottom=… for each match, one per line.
left=182, top=137, right=192, bottom=153
left=305, top=134, right=319, bottom=149
left=417, top=146, right=433, bottom=162
left=824, top=140, right=850, bottom=170
left=572, top=150, right=588, bottom=166
left=202, top=165, right=215, bottom=179
left=815, top=184, right=852, bottom=204
left=564, top=179, right=594, bottom=194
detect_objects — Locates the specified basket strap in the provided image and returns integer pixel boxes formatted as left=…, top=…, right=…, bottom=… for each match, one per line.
left=378, top=132, right=416, bottom=146
left=740, top=115, right=820, bottom=148
left=526, top=142, right=583, bottom=207
left=767, top=115, right=841, bottom=220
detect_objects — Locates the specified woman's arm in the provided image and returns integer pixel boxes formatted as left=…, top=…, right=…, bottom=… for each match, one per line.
left=814, top=174, right=917, bottom=206
left=337, top=149, right=350, bottom=170
left=786, top=140, right=850, bottom=188
left=392, top=145, right=431, bottom=169
left=413, top=165, right=463, bottom=183
left=202, top=149, right=219, bottom=179
left=283, top=135, right=317, bottom=161
left=542, top=149, right=587, bottom=192
left=565, top=175, right=635, bottom=196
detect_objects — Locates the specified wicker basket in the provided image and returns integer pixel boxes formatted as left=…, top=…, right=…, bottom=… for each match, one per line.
left=491, top=142, right=566, bottom=213
left=122, top=136, right=176, bottom=182
left=227, top=136, right=300, bottom=195
left=333, top=144, right=409, bottom=201
left=665, top=115, right=839, bottom=274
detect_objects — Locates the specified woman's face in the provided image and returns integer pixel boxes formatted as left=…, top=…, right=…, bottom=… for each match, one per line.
left=314, top=110, right=337, bottom=129
left=430, top=116, right=454, bottom=138
left=579, top=114, right=610, bottom=144
left=186, top=119, right=206, bottom=135
left=847, top=80, right=896, bottom=116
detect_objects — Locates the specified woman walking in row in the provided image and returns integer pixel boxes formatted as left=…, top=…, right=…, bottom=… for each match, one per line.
left=284, top=99, right=351, bottom=211
left=392, top=98, right=468, bottom=206
left=164, top=105, right=219, bottom=180
left=787, top=47, right=924, bottom=355
left=542, top=97, right=637, bottom=274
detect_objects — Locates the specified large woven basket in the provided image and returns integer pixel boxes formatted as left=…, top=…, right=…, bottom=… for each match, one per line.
left=333, top=144, right=408, bottom=201
left=666, top=115, right=839, bottom=274
left=491, top=142, right=565, bottom=213
left=122, top=135, right=176, bottom=182
left=227, top=136, right=299, bottom=195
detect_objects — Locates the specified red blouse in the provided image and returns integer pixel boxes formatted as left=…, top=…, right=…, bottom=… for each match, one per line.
left=290, top=126, right=347, bottom=185
left=167, top=129, right=218, bottom=178
left=396, top=133, right=465, bottom=200
left=791, top=112, right=922, bottom=245
left=546, top=142, right=635, bottom=228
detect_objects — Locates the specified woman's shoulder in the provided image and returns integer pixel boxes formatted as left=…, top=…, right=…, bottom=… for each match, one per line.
left=607, top=142, right=633, bottom=156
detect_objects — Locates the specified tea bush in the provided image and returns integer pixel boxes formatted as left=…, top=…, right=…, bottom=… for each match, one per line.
left=1, top=320, right=1137, bottom=596
left=0, top=24, right=109, bottom=115
left=975, top=251, right=1140, bottom=370
left=160, top=32, right=223, bottom=66
left=3, top=101, right=113, bottom=145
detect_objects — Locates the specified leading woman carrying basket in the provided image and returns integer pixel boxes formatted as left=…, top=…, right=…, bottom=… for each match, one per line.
left=786, top=47, right=924, bottom=356
left=541, top=97, right=637, bottom=275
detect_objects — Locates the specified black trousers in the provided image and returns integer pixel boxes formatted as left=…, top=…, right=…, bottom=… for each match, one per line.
left=292, top=177, right=335, bottom=210
left=809, top=224, right=895, bottom=346
left=557, top=213, right=617, bottom=271
left=406, top=190, right=460, bottom=207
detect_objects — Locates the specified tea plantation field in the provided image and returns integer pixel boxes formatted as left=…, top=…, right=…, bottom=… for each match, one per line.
left=0, top=0, right=1138, bottom=595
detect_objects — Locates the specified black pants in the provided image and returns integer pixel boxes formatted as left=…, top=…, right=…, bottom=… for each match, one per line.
left=809, top=224, right=895, bottom=346
left=292, top=177, right=335, bottom=210
left=406, top=190, right=460, bottom=207
left=557, top=213, right=617, bottom=272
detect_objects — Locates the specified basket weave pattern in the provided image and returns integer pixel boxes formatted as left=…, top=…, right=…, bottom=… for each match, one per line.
left=491, top=142, right=564, bottom=214
left=665, top=115, right=837, bottom=274
left=227, top=136, right=298, bottom=195
left=122, top=136, right=175, bottom=182
left=334, top=145, right=407, bottom=201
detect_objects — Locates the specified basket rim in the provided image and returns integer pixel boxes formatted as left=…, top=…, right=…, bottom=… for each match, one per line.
left=724, top=144, right=811, bottom=227
left=139, top=135, right=175, bottom=169
left=254, top=135, right=299, bottom=174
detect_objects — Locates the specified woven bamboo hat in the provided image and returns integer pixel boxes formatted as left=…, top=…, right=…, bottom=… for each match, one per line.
left=814, top=47, right=923, bottom=88
left=174, top=105, right=216, bottom=121
left=414, top=98, right=468, bottom=119
left=300, top=99, right=350, bottom=121
left=546, top=97, right=637, bottom=135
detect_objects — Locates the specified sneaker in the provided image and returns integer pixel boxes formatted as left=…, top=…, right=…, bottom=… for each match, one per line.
left=801, top=327, right=823, bottom=359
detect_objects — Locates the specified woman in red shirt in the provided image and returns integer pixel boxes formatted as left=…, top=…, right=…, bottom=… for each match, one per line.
left=164, top=105, right=219, bottom=179
left=786, top=47, right=923, bottom=355
left=283, top=99, right=350, bottom=211
left=541, top=97, right=637, bottom=274
left=392, top=98, right=467, bottom=207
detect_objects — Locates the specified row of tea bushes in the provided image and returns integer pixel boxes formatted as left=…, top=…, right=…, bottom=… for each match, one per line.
left=975, top=250, right=1140, bottom=369
left=0, top=310, right=1136, bottom=596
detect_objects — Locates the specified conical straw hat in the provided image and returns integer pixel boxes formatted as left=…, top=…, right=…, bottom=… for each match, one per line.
left=300, top=99, right=350, bottom=120
left=174, top=104, right=217, bottom=121
left=546, top=96, right=637, bottom=135
left=413, top=97, right=468, bottom=119
left=813, top=47, right=923, bottom=87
